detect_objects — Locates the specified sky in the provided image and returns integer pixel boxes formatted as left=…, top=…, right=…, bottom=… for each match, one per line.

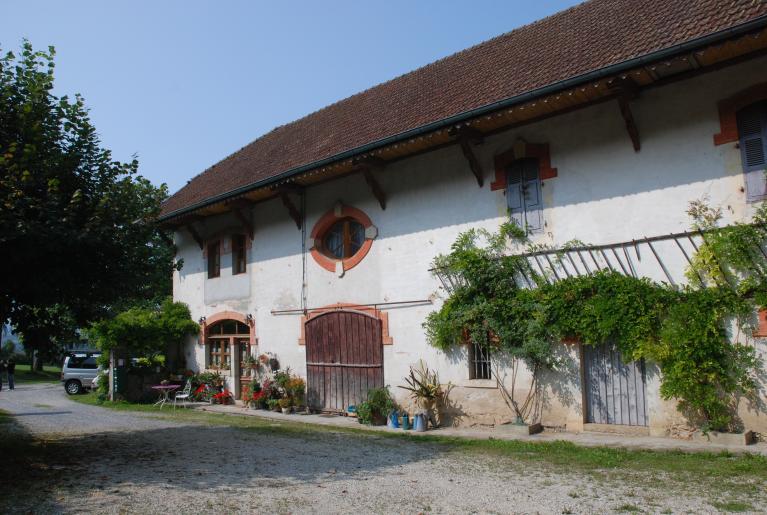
left=2, top=1, right=582, bottom=194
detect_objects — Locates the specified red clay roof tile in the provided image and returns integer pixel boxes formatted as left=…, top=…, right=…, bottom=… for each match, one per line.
left=161, top=0, right=767, bottom=218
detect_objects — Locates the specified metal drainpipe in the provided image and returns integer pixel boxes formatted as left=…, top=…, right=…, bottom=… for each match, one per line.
left=301, top=189, right=308, bottom=314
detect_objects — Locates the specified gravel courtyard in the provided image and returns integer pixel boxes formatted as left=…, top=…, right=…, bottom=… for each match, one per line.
left=1, top=383, right=765, bottom=514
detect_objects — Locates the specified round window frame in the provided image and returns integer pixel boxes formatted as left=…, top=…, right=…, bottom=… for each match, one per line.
left=310, top=205, right=375, bottom=273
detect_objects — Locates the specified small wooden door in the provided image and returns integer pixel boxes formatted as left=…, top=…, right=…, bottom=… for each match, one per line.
left=584, top=342, right=647, bottom=426
left=305, top=310, right=383, bottom=412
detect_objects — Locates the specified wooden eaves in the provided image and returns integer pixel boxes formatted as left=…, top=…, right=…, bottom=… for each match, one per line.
left=158, top=26, right=767, bottom=231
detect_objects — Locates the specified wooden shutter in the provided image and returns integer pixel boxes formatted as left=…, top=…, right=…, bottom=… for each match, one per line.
left=522, top=159, right=542, bottom=231
left=506, top=164, right=525, bottom=228
left=737, top=101, right=767, bottom=202
left=506, top=159, right=542, bottom=232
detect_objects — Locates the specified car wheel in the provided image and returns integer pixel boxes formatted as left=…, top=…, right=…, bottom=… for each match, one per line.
left=65, top=379, right=82, bottom=395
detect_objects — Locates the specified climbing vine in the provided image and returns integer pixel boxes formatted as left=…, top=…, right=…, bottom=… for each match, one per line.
left=425, top=201, right=766, bottom=431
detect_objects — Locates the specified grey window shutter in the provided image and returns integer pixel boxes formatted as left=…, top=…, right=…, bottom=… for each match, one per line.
left=506, top=158, right=542, bottom=233
left=522, top=159, right=542, bottom=231
left=737, top=101, right=767, bottom=202
left=506, top=164, right=525, bottom=229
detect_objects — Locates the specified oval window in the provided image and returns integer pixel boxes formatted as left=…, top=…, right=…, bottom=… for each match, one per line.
left=322, top=218, right=365, bottom=259
left=310, top=204, right=376, bottom=274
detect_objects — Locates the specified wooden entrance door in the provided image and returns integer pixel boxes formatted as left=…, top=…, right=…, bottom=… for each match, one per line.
left=584, top=342, right=648, bottom=426
left=305, top=310, right=383, bottom=412
left=236, top=339, right=251, bottom=400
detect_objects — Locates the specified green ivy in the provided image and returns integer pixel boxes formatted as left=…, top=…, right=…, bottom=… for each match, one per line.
left=425, top=203, right=766, bottom=431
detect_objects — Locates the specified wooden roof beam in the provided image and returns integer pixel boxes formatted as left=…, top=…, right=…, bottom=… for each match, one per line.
left=353, top=157, right=387, bottom=210
left=185, top=222, right=204, bottom=250
left=225, top=198, right=255, bottom=239
left=449, top=126, right=485, bottom=187
left=269, top=183, right=304, bottom=230
left=609, top=78, right=641, bottom=152
left=280, top=192, right=302, bottom=230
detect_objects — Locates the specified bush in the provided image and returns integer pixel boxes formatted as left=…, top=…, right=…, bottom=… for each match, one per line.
left=357, top=387, right=395, bottom=425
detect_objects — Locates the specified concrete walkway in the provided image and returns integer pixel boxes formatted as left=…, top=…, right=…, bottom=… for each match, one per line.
left=194, top=402, right=767, bottom=455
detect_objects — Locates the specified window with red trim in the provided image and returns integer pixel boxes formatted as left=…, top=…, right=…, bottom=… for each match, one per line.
left=322, top=218, right=365, bottom=259
left=310, top=205, right=376, bottom=274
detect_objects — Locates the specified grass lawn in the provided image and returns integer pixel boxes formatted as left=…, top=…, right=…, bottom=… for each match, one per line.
left=69, top=392, right=767, bottom=489
left=14, top=365, right=61, bottom=384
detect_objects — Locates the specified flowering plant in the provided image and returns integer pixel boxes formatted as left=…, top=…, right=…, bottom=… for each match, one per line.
left=212, top=389, right=232, bottom=405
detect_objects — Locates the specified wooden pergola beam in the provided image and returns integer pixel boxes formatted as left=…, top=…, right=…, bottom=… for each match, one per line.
left=449, top=126, right=485, bottom=187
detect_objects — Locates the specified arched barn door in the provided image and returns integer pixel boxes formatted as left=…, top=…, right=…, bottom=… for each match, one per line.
left=305, top=310, right=383, bottom=412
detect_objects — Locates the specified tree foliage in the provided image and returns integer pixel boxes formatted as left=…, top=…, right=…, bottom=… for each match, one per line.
left=89, top=299, right=198, bottom=356
left=0, top=41, right=179, bottom=358
left=426, top=205, right=765, bottom=431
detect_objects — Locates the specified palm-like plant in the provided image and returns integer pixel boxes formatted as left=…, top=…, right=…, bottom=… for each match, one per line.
left=399, top=360, right=444, bottom=405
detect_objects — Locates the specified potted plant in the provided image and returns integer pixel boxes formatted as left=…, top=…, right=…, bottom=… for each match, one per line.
left=267, top=398, right=281, bottom=412
left=278, top=397, right=292, bottom=414
left=399, top=360, right=449, bottom=429
left=357, top=387, right=395, bottom=425
left=242, top=355, right=259, bottom=375
left=286, top=376, right=306, bottom=409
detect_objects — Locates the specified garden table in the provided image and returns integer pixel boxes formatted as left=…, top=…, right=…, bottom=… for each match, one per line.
left=151, top=385, right=180, bottom=409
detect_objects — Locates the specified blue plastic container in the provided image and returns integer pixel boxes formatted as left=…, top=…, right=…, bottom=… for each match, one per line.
left=387, top=410, right=400, bottom=429
left=400, top=413, right=410, bottom=430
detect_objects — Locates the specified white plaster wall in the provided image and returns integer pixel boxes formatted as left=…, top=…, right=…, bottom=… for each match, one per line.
left=173, top=55, right=767, bottom=432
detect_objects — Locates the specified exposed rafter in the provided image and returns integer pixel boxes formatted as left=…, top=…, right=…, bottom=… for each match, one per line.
left=225, top=198, right=255, bottom=239
left=185, top=223, right=204, bottom=249
left=353, top=157, right=387, bottom=210
left=609, top=78, right=641, bottom=152
left=271, top=185, right=303, bottom=230
left=449, top=126, right=485, bottom=187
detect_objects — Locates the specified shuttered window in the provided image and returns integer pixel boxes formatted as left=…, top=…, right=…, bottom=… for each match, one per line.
left=207, top=241, right=220, bottom=278
left=506, top=158, right=542, bottom=233
left=232, top=234, right=247, bottom=275
left=737, top=101, right=767, bottom=202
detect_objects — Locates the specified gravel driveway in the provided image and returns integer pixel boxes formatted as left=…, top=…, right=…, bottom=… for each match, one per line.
left=0, top=382, right=765, bottom=514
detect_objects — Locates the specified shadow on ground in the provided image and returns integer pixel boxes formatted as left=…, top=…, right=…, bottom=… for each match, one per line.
left=0, top=410, right=442, bottom=513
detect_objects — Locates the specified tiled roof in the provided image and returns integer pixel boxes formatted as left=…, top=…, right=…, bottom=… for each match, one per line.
left=161, top=0, right=767, bottom=218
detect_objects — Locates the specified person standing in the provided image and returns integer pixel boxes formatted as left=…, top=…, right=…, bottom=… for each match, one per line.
left=0, top=360, right=5, bottom=391
left=7, top=359, right=15, bottom=390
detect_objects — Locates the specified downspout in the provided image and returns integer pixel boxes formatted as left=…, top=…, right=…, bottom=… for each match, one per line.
left=301, top=190, right=308, bottom=314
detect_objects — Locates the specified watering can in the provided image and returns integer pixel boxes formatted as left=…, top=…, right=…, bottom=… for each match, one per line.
left=387, top=410, right=400, bottom=429
left=413, top=413, right=427, bottom=432
left=400, top=412, right=410, bottom=430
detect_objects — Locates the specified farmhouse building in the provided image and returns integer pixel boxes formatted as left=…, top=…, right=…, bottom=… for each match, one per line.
left=161, top=0, right=767, bottom=436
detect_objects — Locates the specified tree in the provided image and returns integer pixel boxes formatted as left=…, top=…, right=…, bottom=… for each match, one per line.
left=89, top=299, right=198, bottom=357
left=0, top=41, right=179, bottom=364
